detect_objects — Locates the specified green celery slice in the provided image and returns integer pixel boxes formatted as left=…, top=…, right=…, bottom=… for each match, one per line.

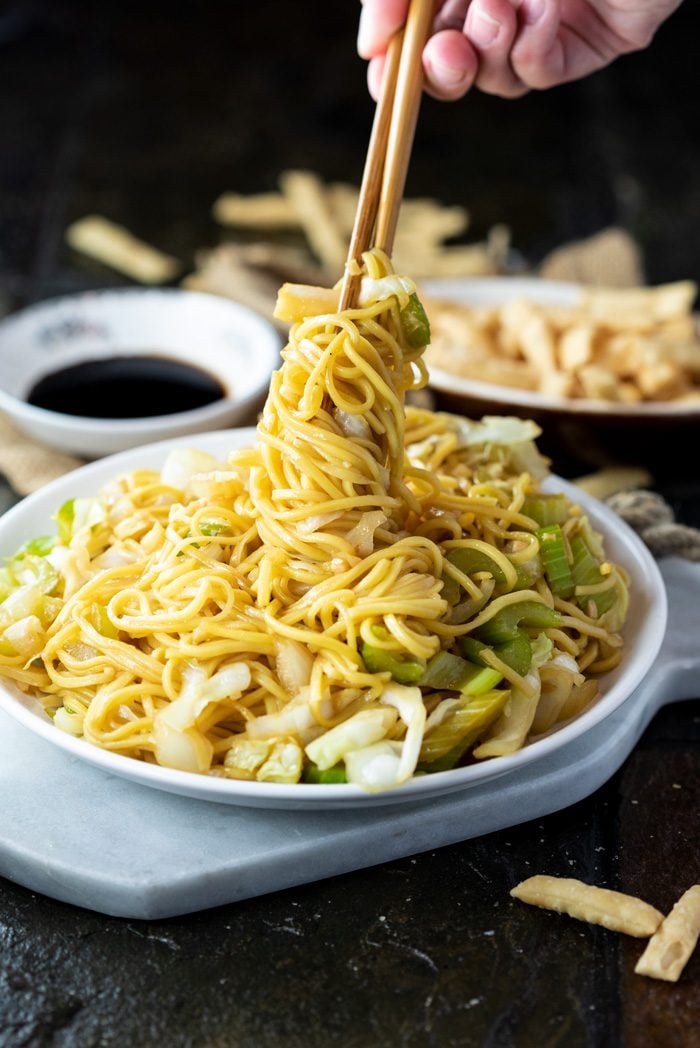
left=459, top=631, right=533, bottom=677
left=302, top=762, right=347, bottom=784
left=570, top=535, right=616, bottom=615
left=521, top=494, right=570, bottom=527
left=537, top=524, right=575, bottom=599
left=446, top=547, right=508, bottom=584
left=360, top=635, right=425, bottom=685
left=420, top=650, right=502, bottom=693
left=473, top=600, right=562, bottom=646
left=418, top=689, right=510, bottom=772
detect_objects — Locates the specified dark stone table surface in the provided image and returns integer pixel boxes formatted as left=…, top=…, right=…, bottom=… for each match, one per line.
left=0, top=2, right=698, bottom=1045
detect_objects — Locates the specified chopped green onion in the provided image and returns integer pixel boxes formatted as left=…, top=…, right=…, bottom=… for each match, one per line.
left=199, top=520, right=229, bottom=537
left=536, top=524, right=575, bottom=599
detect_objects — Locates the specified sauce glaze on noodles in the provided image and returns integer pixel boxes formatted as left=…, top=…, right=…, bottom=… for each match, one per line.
left=0, top=250, right=629, bottom=790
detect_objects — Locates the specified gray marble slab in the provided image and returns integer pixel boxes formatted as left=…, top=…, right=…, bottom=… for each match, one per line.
left=1, top=559, right=698, bottom=920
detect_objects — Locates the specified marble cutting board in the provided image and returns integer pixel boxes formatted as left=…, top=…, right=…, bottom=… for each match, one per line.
left=0, top=559, right=697, bottom=920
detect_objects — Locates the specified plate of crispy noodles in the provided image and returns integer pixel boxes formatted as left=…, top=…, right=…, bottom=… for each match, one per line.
left=0, top=253, right=666, bottom=809
left=422, top=276, right=700, bottom=471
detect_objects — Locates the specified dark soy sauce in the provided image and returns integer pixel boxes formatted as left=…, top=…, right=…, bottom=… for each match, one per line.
left=26, top=355, right=226, bottom=419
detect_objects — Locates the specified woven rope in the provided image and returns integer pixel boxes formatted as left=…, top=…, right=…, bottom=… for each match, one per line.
left=606, top=490, right=700, bottom=562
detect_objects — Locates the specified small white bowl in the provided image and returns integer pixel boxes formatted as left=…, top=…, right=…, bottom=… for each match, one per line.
left=0, top=288, right=281, bottom=457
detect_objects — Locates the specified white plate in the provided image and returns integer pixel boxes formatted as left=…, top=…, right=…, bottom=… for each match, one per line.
left=0, top=428, right=666, bottom=809
left=422, top=276, right=700, bottom=418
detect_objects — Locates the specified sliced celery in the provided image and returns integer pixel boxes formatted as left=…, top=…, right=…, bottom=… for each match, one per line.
left=474, top=599, right=562, bottom=646
left=521, top=494, right=570, bottom=527
left=440, top=571, right=461, bottom=607
left=399, top=293, right=431, bottom=348
left=418, top=689, right=510, bottom=771
left=570, top=535, right=616, bottom=615
left=360, top=637, right=425, bottom=685
left=446, top=547, right=507, bottom=584
left=302, top=761, right=347, bottom=784
left=459, top=631, right=532, bottom=677
left=420, top=650, right=502, bottom=693
left=536, top=524, right=575, bottom=599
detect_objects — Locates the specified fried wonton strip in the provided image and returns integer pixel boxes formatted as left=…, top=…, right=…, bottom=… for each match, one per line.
left=635, top=885, right=700, bottom=983
left=66, top=215, right=180, bottom=284
left=279, top=170, right=347, bottom=275
left=510, top=876, right=664, bottom=937
left=212, top=192, right=299, bottom=228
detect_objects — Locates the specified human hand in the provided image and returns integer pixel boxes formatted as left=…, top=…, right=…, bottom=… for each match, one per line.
left=358, top=0, right=683, bottom=100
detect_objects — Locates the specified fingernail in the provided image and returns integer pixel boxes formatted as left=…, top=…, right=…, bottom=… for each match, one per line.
left=523, top=0, right=545, bottom=25
left=468, top=10, right=501, bottom=48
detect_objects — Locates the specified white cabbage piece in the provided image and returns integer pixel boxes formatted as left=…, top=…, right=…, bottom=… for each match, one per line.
left=335, top=410, right=372, bottom=441
left=305, top=707, right=397, bottom=771
left=54, top=699, right=87, bottom=737
left=472, top=670, right=541, bottom=759
left=380, top=683, right=426, bottom=785
left=224, top=737, right=272, bottom=780
left=342, top=683, right=427, bottom=791
left=359, top=275, right=416, bottom=310
left=451, top=415, right=542, bottom=448
left=275, top=638, right=314, bottom=696
left=344, top=740, right=404, bottom=790
left=532, top=652, right=585, bottom=734
left=71, top=497, right=108, bottom=536
left=153, top=662, right=251, bottom=774
left=598, top=567, right=630, bottom=633
left=247, top=688, right=331, bottom=745
left=160, top=448, right=224, bottom=493
left=531, top=632, right=554, bottom=669
left=0, top=585, right=43, bottom=628
left=345, top=512, right=387, bottom=557
left=3, top=615, right=44, bottom=657
left=257, top=740, right=303, bottom=783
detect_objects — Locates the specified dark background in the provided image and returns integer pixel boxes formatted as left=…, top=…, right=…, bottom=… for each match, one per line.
left=0, top=3, right=698, bottom=1046
left=1, top=0, right=700, bottom=311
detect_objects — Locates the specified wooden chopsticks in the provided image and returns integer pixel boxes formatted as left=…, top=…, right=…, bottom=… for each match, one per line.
left=338, top=0, right=435, bottom=311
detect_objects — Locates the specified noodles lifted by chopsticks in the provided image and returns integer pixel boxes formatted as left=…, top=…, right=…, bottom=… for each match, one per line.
left=0, top=250, right=629, bottom=790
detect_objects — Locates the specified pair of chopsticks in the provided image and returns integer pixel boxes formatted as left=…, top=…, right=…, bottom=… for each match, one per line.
left=339, top=0, right=436, bottom=310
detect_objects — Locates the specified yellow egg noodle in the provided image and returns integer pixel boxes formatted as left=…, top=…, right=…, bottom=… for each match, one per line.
left=0, top=250, right=629, bottom=790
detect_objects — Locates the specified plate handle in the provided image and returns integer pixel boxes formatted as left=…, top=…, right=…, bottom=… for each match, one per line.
left=637, top=558, right=700, bottom=719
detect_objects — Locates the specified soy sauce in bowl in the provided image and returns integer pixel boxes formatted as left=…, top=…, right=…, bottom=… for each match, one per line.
left=26, top=355, right=226, bottom=419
